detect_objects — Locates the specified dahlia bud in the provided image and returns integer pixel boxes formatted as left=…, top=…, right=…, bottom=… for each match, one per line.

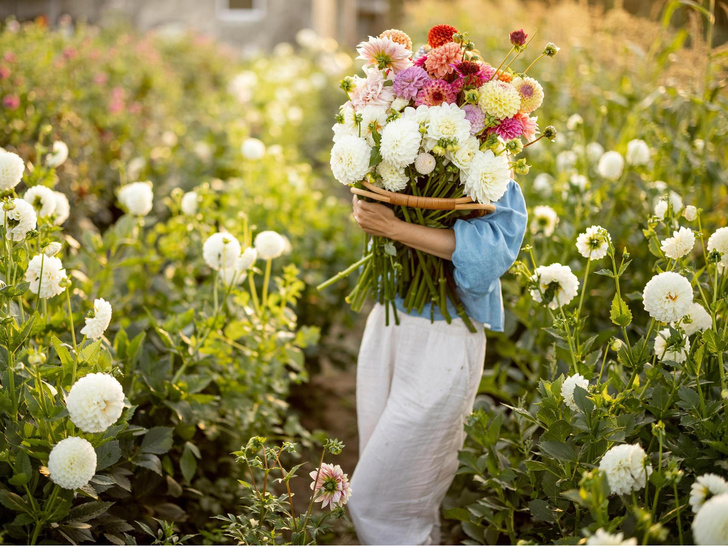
left=610, top=338, right=624, bottom=352
left=463, top=89, right=479, bottom=104
left=506, top=139, right=524, bottom=155
left=432, top=145, right=446, bottom=156
left=339, top=77, right=355, bottom=93
left=513, top=158, right=530, bottom=175
left=543, top=43, right=560, bottom=57
left=543, top=126, right=557, bottom=141
left=28, top=350, right=46, bottom=365
left=510, top=29, right=528, bottom=48
left=3, top=199, right=16, bottom=212
left=59, top=277, right=72, bottom=289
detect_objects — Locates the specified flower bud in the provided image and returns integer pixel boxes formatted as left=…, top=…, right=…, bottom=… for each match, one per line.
left=610, top=338, right=624, bottom=352
left=432, top=145, right=446, bottom=156
left=513, top=158, right=530, bottom=174
left=543, top=42, right=560, bottom=57
left=28, top=351, right=46, bottom=366
left=509, top=29, right=528, bottom=47
left=339, top=77, right=355, bottom=93
left=683, top=205, right=698, bottom=222
left=463, top=89, right=479, bottom=104
left=3, top=199, right=16, bottom=212
left=59, top=277, right=72, bottom=289
left=506, top=139, right=524, bottom=155
left=543, top=126, right=557, bottom=140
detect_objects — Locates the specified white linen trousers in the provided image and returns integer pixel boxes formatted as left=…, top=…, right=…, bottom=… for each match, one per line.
left=348, top=303, right=487, bottom=545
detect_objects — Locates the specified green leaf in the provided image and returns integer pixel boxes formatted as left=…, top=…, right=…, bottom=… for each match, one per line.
left=96, top=441, right=121, bottom=471
left=540, top=441, right=577, bottom=462
left=0, top=490, right=31, bottom=513
left=444, top=507, right=472, bottom=522
left=529, top=499, right=557, bottom=522
left=68, top=501, right=114, bottom=523
left=180, top=444, right=197, bottom=483
left=610, top=294, right=633, bottom=327
left=141, top=427, right=174, bottom=455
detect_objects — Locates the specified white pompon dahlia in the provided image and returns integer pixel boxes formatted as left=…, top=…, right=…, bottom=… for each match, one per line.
left=0, top=150, right=25, bottom=190
left=674, top=301, right=713, bottom=336
left=585, top=142, right=605, bottom=163
left=533, top=173, right=553, bottom=197
left=118, top=181, right=153, bottom=216
left=24, top=185, right=57, bottom=218
left=683, top=205, right=698, bottom=221
left=625, top=139, right=650, bottom=166
left=599, top=443, right=652, bottom=496
left=47, top=437, right=97, bottom=490
left=586, top=529, right=637, bottom=545
left=708, top=227, right=728, bottom=271
left=530, top=205, right=559, bottom=236
left=66, top=372, right=125, bottom=433
left=654, top=328, right=690, bottom=363
left=180, top=191, right=199, bottom=216
left=219, top=266, right=247, bottom=286
left=255, top=230, right=285, bottom=260
left=642, top=271, right=693, bottom=323
left=376, top=161, right=408, bottom=192
left=414, top=152, right=436, bottom=175
left=241, top=137, right=266, bottom=160
left=661, top=226, right=695, bottom=260
left=358, top=105, right=388, bottom=146
left=463, top=150, right=511, bottom=205
left=691, top=474, right=728, bottom=514
left=448, top=137, right=480, bottom=176
left=203, top=232, right=241, bottom=270
left=2, top=198, right=37, bottom=241
left=425, top=103, right=471, bottom=149
left=693, top=492, right=728, bottom=545
left=566, top=114, right=583, bottom=131
left=330, top=135, right=371, bottom=186
left=238, top=247, right=257, bottom=271
left=46, top=141, right=69, bottom=168
left=79, top=298, right=112, bottom=340
left=561, top=373, right=589, bottom=412
left=530, top=263, right=580, bottom=309
left=25, top=254, right=67, bottom=298
left=477, top=80, right=521, bottom=119
left=380, top=117, right=422, bottom=168
left=597, top=151, right=624, bottom=180
left=576, top=225, right=612, bottom=260
left=52, top=191, right=70, bottom=226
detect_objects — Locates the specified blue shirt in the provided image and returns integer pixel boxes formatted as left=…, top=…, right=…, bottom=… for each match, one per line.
left=394, top=179, right=528, bottom=332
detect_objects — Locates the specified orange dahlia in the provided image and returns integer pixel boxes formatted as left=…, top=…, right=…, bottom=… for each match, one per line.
left=424, top=42, right=461, bottom=78
left=427, top=24, right=458, bottom=48
left=380, top=29, right=413, bottom=51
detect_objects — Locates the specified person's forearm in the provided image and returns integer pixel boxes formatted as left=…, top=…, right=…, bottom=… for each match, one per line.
left=390, top=220, right=456, bottom=261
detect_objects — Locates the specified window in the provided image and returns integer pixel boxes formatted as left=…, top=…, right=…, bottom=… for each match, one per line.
left=216, top=0, right=267, bottom=21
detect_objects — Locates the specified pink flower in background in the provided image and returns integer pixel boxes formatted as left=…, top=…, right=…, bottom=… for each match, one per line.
left=488, top=116, right=524, bottom=140
left=392, top=65, right=430, bottom=101
left=516, top=113, right=539, bottom=141
left=4, top=52, right=16, bottom=63
left=128, top=101, right=142, bottom=115
left=309, top=463, right=352, bottom=510
left=463, top=104, right=485, bottom=135
left=63, top=48, right=77, bottom=60
left=94, top=73, right=108, bottom=85
left=109, top=86, right=126, bottom=114
left=0, top=66, right=10, bottom=79
left=357, top=36, right=412, bottom=74
left=350, top=68, right=394, bottom=110
left=415, top=78, right=457, bottom=106
left=3, top=94, right=20, bottom=110
left=425, top=42, right=461, bottom=78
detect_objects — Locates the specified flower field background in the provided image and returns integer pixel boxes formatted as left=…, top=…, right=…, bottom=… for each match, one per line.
left=0, top=0, right=727, bottom=544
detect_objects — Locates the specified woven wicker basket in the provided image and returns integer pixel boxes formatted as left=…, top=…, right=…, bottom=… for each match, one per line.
left=351, top=181, right=496, bottom=212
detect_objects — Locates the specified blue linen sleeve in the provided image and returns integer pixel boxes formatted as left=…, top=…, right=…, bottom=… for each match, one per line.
left=451, top=180, right=528, bottom=298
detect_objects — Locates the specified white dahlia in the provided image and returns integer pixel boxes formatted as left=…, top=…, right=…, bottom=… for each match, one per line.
left=24, top=185, right=57, bottom=218
left=238, top=247, right=257, bottom=270
left=219, top=266, right=247, bottom=286
left=625, top=139, right=650, bottom=166
left=585, top=142, right=605, bottom=163
left=654, top=328, right=690, bottom=363
left=425, top=103, right=471, bottom=149
left=576, top=225, right=612, bottom=260
left=597, top=151, right=624, bottom=180
left=693, top=492, right=728, bottom=545
left=0, top=150, right=25, bottom=190
left=448, top=137, right=480, bottom=175
left=330, top=135, right=371, bottom=186
left=402, top=104, right=431, bottom=126
left=414, top=152, right=436, bottom=175
left=533, top=173, right=553, bottom=197
left=255, top=230, right=286, bottom=260
left=180, top=191, right=199, bottom=216
left=2, top=198, right=37, bottom=241
left=691, top=474, right=728, bottom=514
left=25, top=254, right=67, bottom=299
left=561, top=373, right=589, bottom=412
left=674, top=301, right=713, bottom=336
left=642, top=271, right=693, bottom=323
left=586, top=529, right=637, bottom=545
left=79, top=298, right=113, bottom=340
left=477, top=80, right=521, bottom=119
left=566, top=114, right=583, bottom=131
left=683, top=205, right=698, bottom=222
left=47, top=437, right=97, bottom=490
left=530, top=263, right=580, bottom=309
left=463, top=150, right=511, bottom=205
left=118, top=181, right=153, bottom=216
left=654, top=200, right=668, bottom=219
left=52, top=191, right=70, bottom=226
left=66, top=372, right=125, bottom=433
left=708, top=227, right=728, bottom=271
left=530, top=205, right=559, bottom=237
left=241, top=138, right=266, bottom=160
left=376, top=161, right=408, bottom=192
left=203, top=232, right=241, bottom=270
left=380, top=117, right=422, bottom=168
left=46, top=141, right=69, bottom=168
left=661, top=226, right=695, bottom=260
left=358, top=105, right=388, bottom=147
left=556, top=150, right=577, bottom=173
left=599, top=443, right=652, bottom=496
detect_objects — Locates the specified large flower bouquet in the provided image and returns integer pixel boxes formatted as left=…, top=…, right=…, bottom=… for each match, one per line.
left=319, top=25, right=558, bottom=331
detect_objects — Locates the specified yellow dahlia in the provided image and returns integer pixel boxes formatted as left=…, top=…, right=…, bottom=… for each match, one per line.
left=379, top=29, right=412, bottom=52
left=511, top=76, right=544, bottom=114
left=477, top=80, right=521, bottom=119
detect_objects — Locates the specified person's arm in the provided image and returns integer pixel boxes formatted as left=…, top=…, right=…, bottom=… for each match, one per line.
left=352, top=195, right=456, bottom=260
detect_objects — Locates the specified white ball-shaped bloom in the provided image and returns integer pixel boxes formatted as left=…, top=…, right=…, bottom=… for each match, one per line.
left=585, top=142, right=605, bottom=163
left=530, top=205, right=559, bottom=237
left=79, top=298, right=113, bottom=340
left=426, top=103, right=471, bottom=149
left=118, top=181, right=153, bottom=216
left=52, top=191, right=70, bottom=226
left=556, top=150, right=577, bottom=173
left=24, top=185, right=57, bottom=218
left=708, top=227, right=728, bottom=271
left=661, top=226, right=695, bottom=260
left=533, top=173, right=553, bottom=197
left=380, top=117, right=422, bottom=168
left=576, top=225, right=612, bottom=260
left=683, top=205, right=698, bottom=221
left=1, top=198, right=37, bottom=241
left=414, top=152, right=436, bottom=175
left=463, top=150, right=511, bottom=205
left=390, top=96, right=409, bottom=112
left=566, top=114, right=583, bottom=131
left=477, top=80, right=521, bottom=119
left=654, top=328, right=690, bottom=363
left=674, top=301, right=713, bottom=336
left=203, top=232, right=241, bottom=270
left=598, top=443, right=652, bottom=496
left=0, top=150, right=25, bottom=190
left=691, top=474, right=728, bottom=514
left=376, top=161, right=408, bottom=192
left=255, top=230, right=286, bottom=260
left=530, top=263, right=580, bottom=309
left=46, top=141, right=69, bottom=168
left=25, top=254, right=67, bottom=298
left=654, top=199, right=668, bottom=219
left=238, top=247, right=257, bottom=271
left=330, top=135, right=371, bottom=186
left=241, top=138, right=266, bottom=160
left=642, top=271, right=693, bottom=323
left=47, top=437, right=97, bottom=490
left=569, top=174, right=588, bottom=192
left=561, top=373, right=589, bottom=412
left=668, top=191, right=683, bottom=213
left=181, top=191, right=199, bottom=216
left=586, top=529, right=637, bottom=545
left=625, top=139, right=650, bottom=166
left=66, top=372, right=125, bottom=433
left=693, top=492, right=728, bottom=545
left=597, top=151, right=624, bottom=180
left=448, top=137, right=481, bottom=176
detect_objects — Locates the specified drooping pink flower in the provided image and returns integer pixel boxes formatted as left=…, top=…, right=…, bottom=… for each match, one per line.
left=414, top=79, right=457, bottom=107
left=350, top=68, right=395, bottom=110
left=392, top=66, right=430, bottom=101
left=516, top=113, right=538, bottom=141
left=424, top=42, right=461, bottom=79
left=488, top=116, right=524, bottom=140
left=463, top=104, right=486, bottom=135
left=356, top=36, right=412, bottom=74
left=2, top=94, right=20, bottom=110
left=309, top=463, right=352, bottom=511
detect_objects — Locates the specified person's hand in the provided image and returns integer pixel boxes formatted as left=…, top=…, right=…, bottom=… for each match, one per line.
left=352, top=195, right=400, bottom=238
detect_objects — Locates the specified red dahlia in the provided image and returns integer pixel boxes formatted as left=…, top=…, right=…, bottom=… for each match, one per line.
left=427, top=24, right=458, bottom=49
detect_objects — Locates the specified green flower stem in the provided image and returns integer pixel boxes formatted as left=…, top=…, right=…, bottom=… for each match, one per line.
left=66, top=288, right=79, bottom=383
left=577, top=258, right=591, bottom=323
left=301, top=446, right=326, bottom=542
left=558, top=305, right=579, bottom=371
left=673, top=480, right=684, bottom=545
left=6, top=339, right=17, bottom=420
left=494, top=45, right=516, bottom=78
left=273, top=448, right=298, bottom=534
left=247, top=271, right=262, bottom=316
left=262, top=259, right=272, bottom=310
left=317, top=254, right=372, bottom=291
left=35, top=253, right=46, bottom=315
left=523, top=52, right=546, bottom=75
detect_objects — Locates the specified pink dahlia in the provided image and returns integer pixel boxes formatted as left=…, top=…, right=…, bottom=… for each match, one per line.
left=488, top=116, right=524, bottom=140
left=451, top=61, right=495, bottom=93
left=415, top=79, right=457, bottom=107
left=350, top=68, right=395, bottom=110
left=357, top=36, right=412, bottom=74
left=393, top=66, right=430, bottom=101
left=516, top=113, right=538, bottom=141
left=463, top=104, right=486, bottom=135
left=425, top=42, right=461, bottom=79
left=310, top=463, right=352, bottom=510
left=2, top=94, right=20, bottom=111
left=414, top=53, right=428, bottom=67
